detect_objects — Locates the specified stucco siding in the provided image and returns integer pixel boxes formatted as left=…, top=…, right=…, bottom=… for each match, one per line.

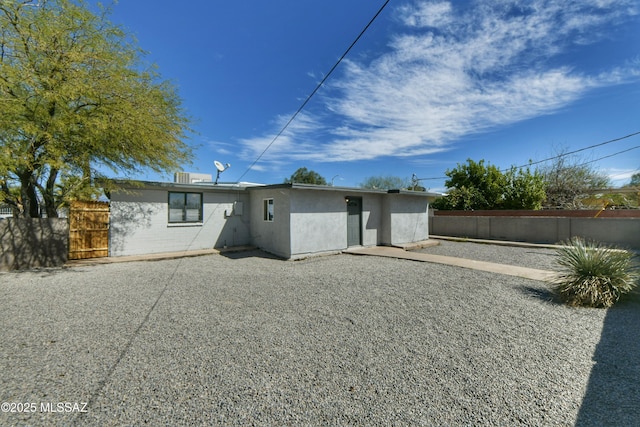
left=362, top=195, right=384, bottom=246
left=289, top=190, right=347, bottom=256
left=108, top=182, right=436, bottom=259
left=249, top=188, right=291, bottom=258
left=387, top=195, right=429, bottom=245
left=109, top=188, right=250, bottom=256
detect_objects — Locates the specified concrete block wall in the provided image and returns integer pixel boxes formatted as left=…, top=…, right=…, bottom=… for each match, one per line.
left=430, top=215, right=640, bottom=249
left=0, top=218, right=69, bottom=271
left=110, top=189, right=251, bottom=257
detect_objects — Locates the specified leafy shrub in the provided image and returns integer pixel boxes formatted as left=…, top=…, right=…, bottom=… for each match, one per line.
left=552, top=238, right=639, bottom=308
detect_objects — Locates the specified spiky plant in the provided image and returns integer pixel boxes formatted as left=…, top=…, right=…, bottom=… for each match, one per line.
left=552, top=237, right=639, bottom=308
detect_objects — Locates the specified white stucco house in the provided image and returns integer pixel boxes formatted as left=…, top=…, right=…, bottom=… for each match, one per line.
left=108, top=179, right=439, bottom=259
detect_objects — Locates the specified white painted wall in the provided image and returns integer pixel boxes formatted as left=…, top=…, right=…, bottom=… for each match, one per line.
left=110, top=187, right=250, bottom=256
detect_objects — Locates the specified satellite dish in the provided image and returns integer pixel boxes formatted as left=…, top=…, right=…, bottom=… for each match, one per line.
left=214, top=160, right=231, bottom=184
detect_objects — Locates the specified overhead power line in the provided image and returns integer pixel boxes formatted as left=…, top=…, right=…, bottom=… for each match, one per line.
left=573, top=145, right=639, bottom=167
left=511, top=130, right=640, bottom=170
left=236, top=0, right=391, bottom=182
left=416, top=130, right=640, bottom=181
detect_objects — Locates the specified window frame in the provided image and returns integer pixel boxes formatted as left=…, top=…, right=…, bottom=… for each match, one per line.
left=263, top=198, right=274, bottom=222
left=168, top=191, right=203, bottom=224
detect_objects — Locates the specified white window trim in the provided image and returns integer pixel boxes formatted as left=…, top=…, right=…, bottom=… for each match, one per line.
left=263, top=198, right=274, bottom=222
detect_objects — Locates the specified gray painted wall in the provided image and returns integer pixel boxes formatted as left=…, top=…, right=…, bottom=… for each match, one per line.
left=251, top=189, right=391, bottom=258
left=362, top=194, right=384, bottom=247
left=430, top=215, right=640, bottom=248
left=267, top=189, right=430, bottom=257
left=0, top=218, right=68, bottom=270
left=249, top=188, right=291, bottom=258
left=289, top=190, right=347, bottom=256
left=110, top=188, right=251, bottom=256
left=108, top=184, right=436, bottom=259
left=386, top=195, right=430, bottom=245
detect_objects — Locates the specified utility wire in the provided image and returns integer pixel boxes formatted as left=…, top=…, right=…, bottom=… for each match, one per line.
left=511, top=130, right=640, bottom=170
left=573, top=145, right=640, bottom=167
left=416, top=130, right=640, bottom=181
left=236, top=0, right=391, bottom=182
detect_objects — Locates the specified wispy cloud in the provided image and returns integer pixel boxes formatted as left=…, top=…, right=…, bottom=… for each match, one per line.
left=607, top=168, right=640, bottom=185
left=240, top=0, right=639, bottom=166
left=236, top=112, right=327, bottom=165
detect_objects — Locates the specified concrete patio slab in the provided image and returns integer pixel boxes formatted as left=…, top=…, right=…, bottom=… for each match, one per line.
left=345, top=245, right=559, bottom=282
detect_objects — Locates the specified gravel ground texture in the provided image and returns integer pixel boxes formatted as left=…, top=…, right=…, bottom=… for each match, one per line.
left=417, top=239, right=560, bottom=271
left=1, top=243, right=639, bottom=426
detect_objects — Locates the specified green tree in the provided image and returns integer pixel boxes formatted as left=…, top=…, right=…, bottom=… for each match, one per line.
left=0, top=0, right=192, bottom=217
left=502, top=166, right=546, bottom=210
left=433, top=159, right=546, bottom=210
left=284, top=167, right=327, bottom=185
left=433, top=159, right=506, bottom=210
left=360, top=175, right=410, bottom=190
left=627, top=172, right=640, bottom=187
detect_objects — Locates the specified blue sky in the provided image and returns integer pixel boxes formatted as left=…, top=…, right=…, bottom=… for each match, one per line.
left=97, top=0, right=639, bottom=190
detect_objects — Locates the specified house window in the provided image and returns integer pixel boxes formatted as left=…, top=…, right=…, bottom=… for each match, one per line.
left=263, top=198, right=274, bottom=221
left=168, top=192, right=203, bottom=223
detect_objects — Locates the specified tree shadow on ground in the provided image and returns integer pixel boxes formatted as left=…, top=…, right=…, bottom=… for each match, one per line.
left=575, top=289, right=640, bottom=426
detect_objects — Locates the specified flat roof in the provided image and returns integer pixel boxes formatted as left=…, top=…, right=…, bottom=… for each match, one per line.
left=109, top=179, right=256, bottom=192
left=109, top=179, right=441, bottom=197
left=251, top=183, right=441, bottom=198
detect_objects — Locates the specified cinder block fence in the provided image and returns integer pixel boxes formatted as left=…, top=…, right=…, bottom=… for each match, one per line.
left=429, top=210, right=640, bottom=249
left=0, top=218, right=69, bottom=271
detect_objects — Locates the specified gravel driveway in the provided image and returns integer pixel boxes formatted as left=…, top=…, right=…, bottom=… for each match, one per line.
left=1, top=243, right=638, bottom=426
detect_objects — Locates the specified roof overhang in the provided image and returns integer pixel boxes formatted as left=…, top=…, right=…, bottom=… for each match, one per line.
left=105, top=179, right=444, bottom=198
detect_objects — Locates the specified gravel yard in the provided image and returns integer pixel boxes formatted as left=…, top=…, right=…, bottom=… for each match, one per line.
left=1, top=244, right=638, bottom=426
left=418, top=239, right=559, bottom=270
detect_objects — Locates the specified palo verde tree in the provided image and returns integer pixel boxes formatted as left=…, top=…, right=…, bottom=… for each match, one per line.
left=0, top=0, right=192, bottom=217
left=284, top=167, right=327, bottom=185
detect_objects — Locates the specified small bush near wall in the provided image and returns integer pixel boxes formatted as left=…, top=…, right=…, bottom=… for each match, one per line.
left=551, top=238, right=639, bottom=308
left=0, top=218, right=69, bottom=271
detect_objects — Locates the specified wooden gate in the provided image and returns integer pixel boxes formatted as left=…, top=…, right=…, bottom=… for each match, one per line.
left=68, top=201, right=110, bottom=260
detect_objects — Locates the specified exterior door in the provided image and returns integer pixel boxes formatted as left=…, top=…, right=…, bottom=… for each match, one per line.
left=346, top=197, right=362, bottom=247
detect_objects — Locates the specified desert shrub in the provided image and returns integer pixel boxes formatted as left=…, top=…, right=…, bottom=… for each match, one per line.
left=552, top=238, right=639, bottom=308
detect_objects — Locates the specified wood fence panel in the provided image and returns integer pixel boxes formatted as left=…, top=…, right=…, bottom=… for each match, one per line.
left=69, top=201, right=110, bottom=260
